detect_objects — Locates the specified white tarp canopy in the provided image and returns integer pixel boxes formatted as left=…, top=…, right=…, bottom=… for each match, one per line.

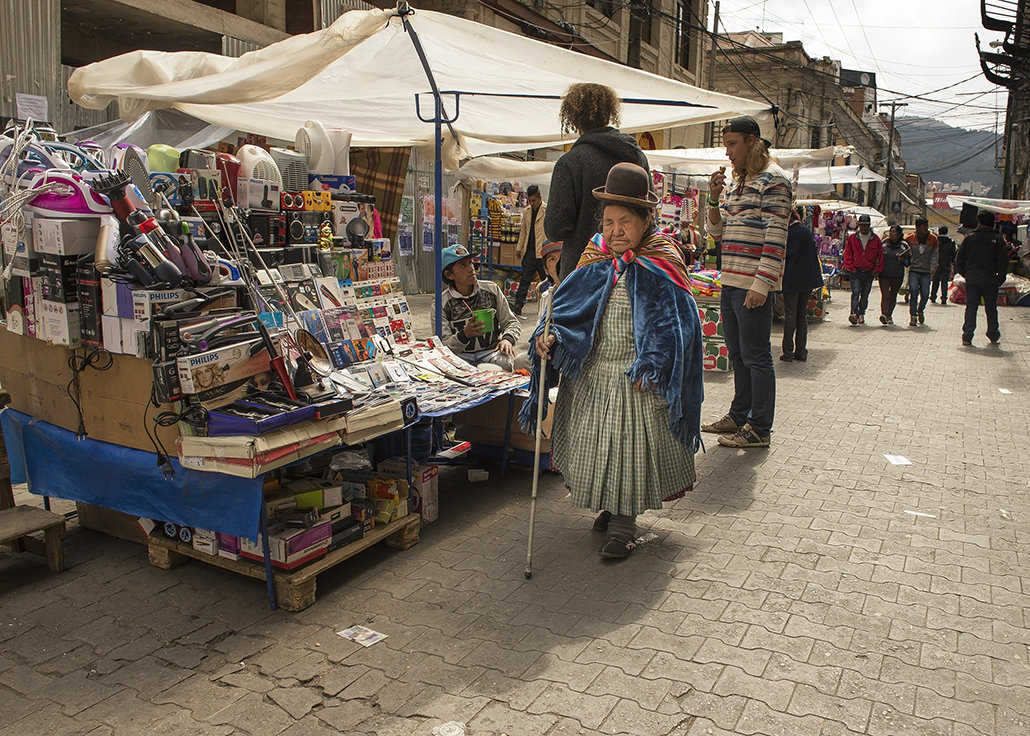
left=796, top=199, right=889, bottom=231
left=455, top=148, right=876, bottom=190
left=645, top=146, right=846, bottom=175
left=946, top=194, right=1030, bottom=215
left=67, top=7, right=770, bottom=168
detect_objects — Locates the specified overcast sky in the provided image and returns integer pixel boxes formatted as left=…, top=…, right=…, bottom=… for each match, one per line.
left=715, top=0, right=1009, bottom=133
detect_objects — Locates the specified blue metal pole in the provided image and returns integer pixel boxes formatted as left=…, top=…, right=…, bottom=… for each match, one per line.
left=434, top=98, right=443, bottom=337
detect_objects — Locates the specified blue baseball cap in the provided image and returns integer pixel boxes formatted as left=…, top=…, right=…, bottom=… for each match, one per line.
left=441, top=244, right=472, bottom=272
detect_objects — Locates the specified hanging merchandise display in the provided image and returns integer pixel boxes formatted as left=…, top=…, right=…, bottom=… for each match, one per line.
left=0, top=119, right=531, bottom=611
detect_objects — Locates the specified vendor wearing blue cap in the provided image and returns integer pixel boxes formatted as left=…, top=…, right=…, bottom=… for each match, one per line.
left=440, top=244, right=521, bottom=370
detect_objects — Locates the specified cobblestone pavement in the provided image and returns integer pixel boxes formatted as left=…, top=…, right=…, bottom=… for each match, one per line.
left=2, top=293, right=1029, bottom=735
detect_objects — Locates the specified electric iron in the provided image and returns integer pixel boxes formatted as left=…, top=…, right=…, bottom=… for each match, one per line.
left=24, top=170, right=114, bottom=218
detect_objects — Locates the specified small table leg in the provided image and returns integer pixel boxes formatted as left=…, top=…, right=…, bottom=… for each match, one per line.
left=260, top=500, right=277, bottom=611
left=501, top=392, right=516, bottom=478
left=44, top=522, right=65, bottom=573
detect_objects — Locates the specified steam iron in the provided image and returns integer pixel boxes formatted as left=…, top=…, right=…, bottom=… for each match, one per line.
left=24, top=170, right=114, bottom=218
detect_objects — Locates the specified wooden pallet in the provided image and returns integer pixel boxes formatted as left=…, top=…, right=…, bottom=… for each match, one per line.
left=147, top=514, right=420, bottom=611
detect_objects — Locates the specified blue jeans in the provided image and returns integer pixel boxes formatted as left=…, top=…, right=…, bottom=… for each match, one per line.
left=721, top=286, right=775, bottom=435
left=908, top=271, right=932, bottom=315
left=962, top=282, right=1000, bottom=342
left=849, top=271, right=874, bottom=316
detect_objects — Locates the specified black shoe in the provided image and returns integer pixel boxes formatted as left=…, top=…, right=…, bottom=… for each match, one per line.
left=592, top=510, right=612, bottom=532
left=779, top=353, right=794, bottom=362
left=513, top=305, right=523, bottom=316
left=989, top=336, right=1000, bottom=344
left=794, top=352, right=807, bottom=362
left=599, top=535, right=633, bottom=559
left=918, top=312, right=925, bottom=325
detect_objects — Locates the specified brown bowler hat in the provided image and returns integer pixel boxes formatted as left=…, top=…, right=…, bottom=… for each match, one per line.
left=592, top=162, right=660, bottom=208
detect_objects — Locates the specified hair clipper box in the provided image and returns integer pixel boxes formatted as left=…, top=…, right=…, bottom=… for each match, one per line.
left=176, top=337, right=272, bottom=403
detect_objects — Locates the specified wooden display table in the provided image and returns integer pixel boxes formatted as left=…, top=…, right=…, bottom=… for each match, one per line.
left=147, top=513, right=420, bottom=612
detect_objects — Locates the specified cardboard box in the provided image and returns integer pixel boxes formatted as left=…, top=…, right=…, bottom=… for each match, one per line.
left=216, top=532, right=240, bottom=560
left=378, top=458, right=439, bottom=523
left=33, top=217, right=102, bottom=256
left=239, top=519, right=332, bottom=570
left=39, top=300, right=82, bottom=348
left=39, top=253, right=79, bottom=303
left=192, top=528, right=218, bottom=556
left=75, top=502, right=149, bottom=545
left=308, top=174, right=356, bottom=195
left=177, top=416, right=349, bottom=478
left=101, top=315, right=123, bottom=353
left=3, top=213, right=38, bottom=277
left=132, top=288, right=185, bottom=329
left=237, top=177, right=281, bottom=212
left=454, top=394, right=552, bottom=454
left=175, top=337, right=272, bottom=403
left=805, top=297, right=826, bottom=322
left=292, top=480, right=344, bottom=510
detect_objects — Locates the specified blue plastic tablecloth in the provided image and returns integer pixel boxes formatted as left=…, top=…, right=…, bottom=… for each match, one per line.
left=1, top=409, right=263, bottom=539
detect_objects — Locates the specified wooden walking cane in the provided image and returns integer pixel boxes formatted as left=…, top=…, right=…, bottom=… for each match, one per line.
left=524, top=291, right=555, bottom=580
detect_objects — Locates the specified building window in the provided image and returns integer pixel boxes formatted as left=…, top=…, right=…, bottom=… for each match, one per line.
left=587, top=0, right=618, bottom=19
left=633, top=2, right=654, bottom=46
left=676, top=0, right=695, bottom=69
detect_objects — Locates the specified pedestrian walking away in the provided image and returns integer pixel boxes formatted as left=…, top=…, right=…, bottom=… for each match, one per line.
left=931, top=225, right=957, bottom=305
left=521, top=162, right=704, bottom=560
left=956, top=210, right=1008, bottom=346
left=842, top=213, right=884, bottom=325
left=544, top=83, right=650, bottom=279
left=780, top=207, right=823, bottom=362
left=513, top=184, right=547, bottom=316
left=878, top=225, right=909, bottom=324
left=702, top=117, right=791, bottom=448
left=905, top=217, right=939, bottom=326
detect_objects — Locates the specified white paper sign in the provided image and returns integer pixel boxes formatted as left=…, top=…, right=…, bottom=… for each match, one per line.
left=15, top=93, right=48, bottom=122
left=884, top=454, right=913, bottom=465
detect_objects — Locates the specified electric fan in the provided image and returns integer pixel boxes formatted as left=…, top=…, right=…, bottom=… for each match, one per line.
left=270, top=147, right=309, bottom=192
left=237, top=145, right=283, bottom=186
left=295, top=120, right=352, bottom=176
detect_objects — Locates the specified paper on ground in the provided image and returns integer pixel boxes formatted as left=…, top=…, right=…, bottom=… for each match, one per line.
left=337, top=625, right=387, bottom=647
left=884, top=454, right=913, bottom=465
left=904, top=510, right=937, bottom=518
left=999, top=388, right=1013, bottom=394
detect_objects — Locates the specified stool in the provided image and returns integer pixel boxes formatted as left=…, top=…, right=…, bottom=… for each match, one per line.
left=0, top=390, right=66, bottom=573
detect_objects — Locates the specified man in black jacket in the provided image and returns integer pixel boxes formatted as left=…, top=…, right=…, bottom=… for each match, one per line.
left=930, top=225, right=957, bottom=305
left=545, top=83, right=650, bottom=277
left=956, top=211, right=1009, bottom=346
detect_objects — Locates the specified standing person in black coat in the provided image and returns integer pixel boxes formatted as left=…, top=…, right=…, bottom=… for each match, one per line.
left=545, top=83, right=650, bottom=277
left=931, top=225, right=957, bottom=305
left=956, top=210, right=1009, bottom=346
left=780, top=208, right=824, bottom=362
left=878, top=225, right=909, bottom=324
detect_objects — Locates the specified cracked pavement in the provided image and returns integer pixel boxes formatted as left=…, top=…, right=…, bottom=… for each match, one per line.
left=1, top=294, right=1029, bottom=735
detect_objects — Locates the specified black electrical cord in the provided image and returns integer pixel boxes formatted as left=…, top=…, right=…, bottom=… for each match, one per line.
left=144, top=392, right=208, bottom=478
left=66, top=348, right=113, bottom=439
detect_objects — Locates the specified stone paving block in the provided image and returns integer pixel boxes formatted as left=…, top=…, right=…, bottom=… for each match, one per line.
left=461, top=669, right=550, bottom=711
left=915, top=686, right=996, bottom=731
left=734, top=698, right=827, bottom=736
left=880, top=655, right=956, bottom=698
left=619, top=602, right=692, bottom=635
left=788, top=682, right=873, bottom=732
left=528, top=681, right=619, bottom=730
left=277, top=713, right=351, bottom=736
left=267, top=684, right=325, bottom=719
left=714, top=665, right=795, bottom=711
left=398, top=653, right=487, bottom=693
left=152, top=672, right=247, bottom=720
left=204, top=690, right=294, bottom=735
left=468, top=699, right=558, bottom=736
left=0, top=703, right=106, bottom=736
left=807, top=641, right=882, bottom=680
left=584, top=665, right=678, bottom=711
left=218, top=668, right=277, bottom=693
left=739, top=625, right=814, bottom=662
left=995, top=705, right=1030, bottom=736
left=674, top=613, right=748, bottom=646
left=0, top=662, right=54, bottom=694
left=314, top=698, right=377, bottom=732
left=692, top=638, right=771, bottom=677
left=675, top=689, right=748, bottom=730
left=0, top=680, right=47, bottom=721
left=76, top=688, right=180, bottom=733
left=98, top=655, right=192, bottom=701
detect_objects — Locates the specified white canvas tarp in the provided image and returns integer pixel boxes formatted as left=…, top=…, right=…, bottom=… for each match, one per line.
left=795, top=199, right=889, bottom=231
left=946, top=194, right=1030, bottom=215
left=68, top=7, right=770, bottom=167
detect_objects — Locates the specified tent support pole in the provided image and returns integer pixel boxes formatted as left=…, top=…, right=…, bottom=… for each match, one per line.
left=400, top=3, right=460, bottom=337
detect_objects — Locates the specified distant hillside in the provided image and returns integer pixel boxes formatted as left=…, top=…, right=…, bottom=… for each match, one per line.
left=894, top=116, right=1002, bottom=194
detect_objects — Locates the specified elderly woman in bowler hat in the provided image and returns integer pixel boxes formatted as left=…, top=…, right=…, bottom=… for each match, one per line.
left=521, top=162, right=705, bottom=560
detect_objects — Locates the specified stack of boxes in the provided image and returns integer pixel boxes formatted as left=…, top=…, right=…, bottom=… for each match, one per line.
left=697, top=300, right=731, bottom=371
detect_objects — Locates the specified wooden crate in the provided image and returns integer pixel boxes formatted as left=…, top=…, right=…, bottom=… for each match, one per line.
left=147, top=513, right=420, bottom=612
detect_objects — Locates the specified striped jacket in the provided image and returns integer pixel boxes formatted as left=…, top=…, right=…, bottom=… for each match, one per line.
left=709, top=163, right=792, bottom=296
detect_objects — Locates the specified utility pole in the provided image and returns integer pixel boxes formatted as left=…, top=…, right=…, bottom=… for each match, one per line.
left=880, top=100, right=906, bottom=220
left=706, top=1, right=721, bottom=147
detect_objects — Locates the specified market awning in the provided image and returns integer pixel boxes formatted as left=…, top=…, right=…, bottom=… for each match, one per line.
left=645, top=146, right=846, bottom=175
left=68, top=7, right=770, bottom=167
left=946, top=194, right=1030, bottom=215
left=795, top=199, right=889, bottom=230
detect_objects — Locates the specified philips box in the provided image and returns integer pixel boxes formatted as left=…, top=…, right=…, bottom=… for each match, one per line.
left=237, top=177, right=281, bottom=212
left=176, top=337, right=272, bottom=403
